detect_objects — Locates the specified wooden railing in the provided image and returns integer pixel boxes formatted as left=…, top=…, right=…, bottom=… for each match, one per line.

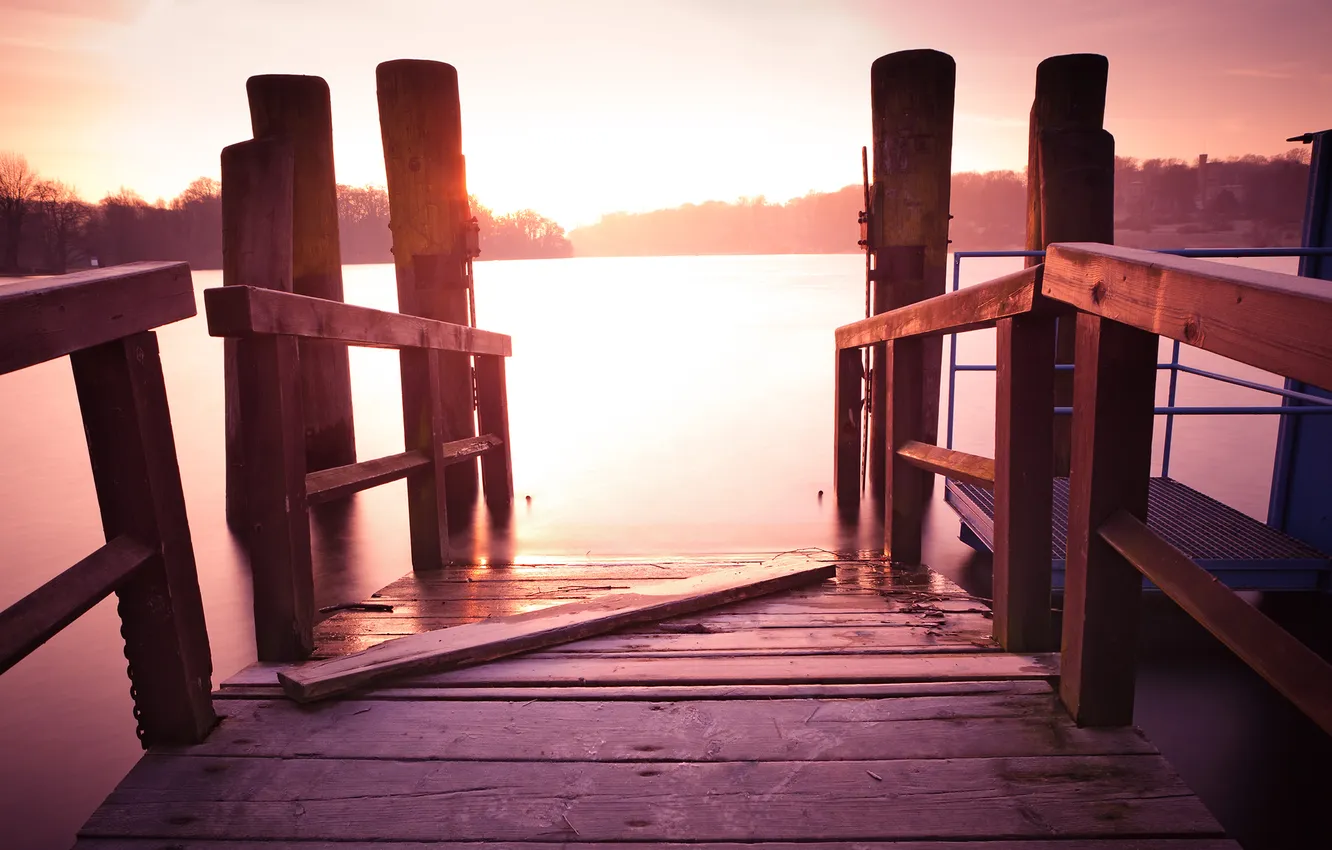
left=0, top=262, right=215, bottom=746
left=835, top=242, right=1332, bottom=735
left=204, top=284, right=513, bottom=663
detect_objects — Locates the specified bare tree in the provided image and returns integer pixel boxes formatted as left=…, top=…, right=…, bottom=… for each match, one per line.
left=0, top=152, right=40, bottom=272
left=34, top=180, right=89, bottom=273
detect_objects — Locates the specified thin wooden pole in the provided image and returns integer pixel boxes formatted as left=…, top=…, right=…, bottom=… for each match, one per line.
left=1060, top=313, right=1157, bottom=727
left=247, top=74, right=357, bottom=475
left=377, top=60, right=480, bottom=549
left=867, top=49, right=955, bottom=503
left=70, top=331, right=216, bottom=745
left=1024, top=54, right=1109, bottom=476
left=222, top=139, right=313, bottom=661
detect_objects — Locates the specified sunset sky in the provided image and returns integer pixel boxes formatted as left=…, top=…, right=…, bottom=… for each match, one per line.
left=4, top=0, right=1330, bottom=228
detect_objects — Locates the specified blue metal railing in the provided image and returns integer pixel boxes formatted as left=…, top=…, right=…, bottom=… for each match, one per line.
left=944, top=247, right=1332, bottom=477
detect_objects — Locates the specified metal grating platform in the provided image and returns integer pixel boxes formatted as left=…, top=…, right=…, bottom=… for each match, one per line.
left=945, top=476, right=1331, bottom=591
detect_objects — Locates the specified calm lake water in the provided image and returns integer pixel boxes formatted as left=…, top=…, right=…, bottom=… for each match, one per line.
left=1, top=253, right=1326, bottom=848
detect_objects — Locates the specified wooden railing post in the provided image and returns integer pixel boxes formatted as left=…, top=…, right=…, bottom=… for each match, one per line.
left=834, top=346, right=863, bottom=512
left=247, top=74, right=357, bottom=475
left=223, top=139, right=314, bottom=661
left=992, top=305, right=1057, bottom=651
left=867, top=49, right=954, bottom=503
left=69, top=332, right=215, bottom=745
left=1024, top=54, right=1110, bottom=476
left=475, top=353, right=514, bottom=515
left=1060, top=313, right=1158, bottom=726
left=378, top=60, right=480, bottom=542
left=402, top=349, right=453, bottom=567
left=884, top=338, right=926, bottom=563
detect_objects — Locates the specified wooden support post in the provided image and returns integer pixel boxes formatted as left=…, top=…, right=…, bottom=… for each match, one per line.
left=475, top=353, right=514, bottom=515
left=222, top=139, right=313, bottom=661
left=1024, top=54, right=1109, bottom=476
left=377, top=60, right=480, bottom=532
left=402, top=348, right=452, bottom=568
left=223, top=138, right=296, bottom=528
left=247, top=75, right=357, bottom=474
left=884, top=338, right=926, bottom=564
left=834, top=347, right=863, bottom=512
left=69, top=332, right=215, bottom=746
left=1060, top=314, right=1158, bottom=726
left=992, top=309, right=1057, bottom=651
left=867, top=50, right=955, bottom=502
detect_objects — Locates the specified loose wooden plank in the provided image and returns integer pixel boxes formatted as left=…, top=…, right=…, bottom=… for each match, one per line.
left=835, top=265, right=1040, bottom=349
left=1045, top=242, right=1332, bottom=390
left=280, top=562, right=838, bottom=701
left=304, top=449, right=430, bottom=504
left=1060, top=313, right=1157, bottom=726
left=0, top=261, right=195, bottom=375
left=0, top=536, right=153, bottom=674
left=993, top=310, right=1057, bottom=652
left=203, top=286, right=512, bottom=356
left=216, top=680, right=1055, bottom=702
left=1100, top=510, right=1332, bottom=736
left=74, top=840, right=1242, bottom=849
left=184, top=694, right=1154, bottom=761
left=248, top=73, right=357, bottom=474
left=895, top=440, right=994, bottom=489
left=247, top=651, right=1056, bottom=692
left=80, top=754, right=1220, bottom=841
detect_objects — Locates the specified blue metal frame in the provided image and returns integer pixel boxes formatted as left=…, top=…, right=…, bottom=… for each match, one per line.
left=944, top=246, right=1332, bottom=478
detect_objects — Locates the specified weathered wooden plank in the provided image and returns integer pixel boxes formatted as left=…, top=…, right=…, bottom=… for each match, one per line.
left=74, top=840, right=1243, bottom=849
left=992, top=310, right=1057, bottom=652
left=248, top=73, right=357, bottom=474
left=203, top=286, right=512, bottom=356
left=379, top=59, right=479, bottom=515
left=246, top=651, right=1056, bottom=692
left=0, top=261, right=195, bottom=375
left=403, top=348, right=452, bottom=568
left=836, top=266, right=1040, bottom=349
left=0, top=536, right=153, bottom=674
left=475, top=353, right=514, bottom=513
left=279, top=562, right=837, bottom=701
left=884, top=338, right=926, bottom=563
left=1060, top=314, right=1157, bottom=726
left=184, top=695, right=1154, bottom=761
left=895, top=440, right=994, bottom=489
left=304, top=449, right=430, bottom=504
left=81, top=753, right=1220, bottom=841
left=833, top=346, right=863, bottom=509
left=1045, top=242, right=1332, bottom=389
left=304, top=436, right=500, bottom=505
left=1100, top=510, right=1332, bottom=736
left=216, top=679, right=1055, bottom=702
left=70, top=332, right=216, bottom=744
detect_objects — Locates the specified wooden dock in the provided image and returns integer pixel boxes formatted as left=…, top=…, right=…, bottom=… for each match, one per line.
left=75, top=555, right=1236, bottom=847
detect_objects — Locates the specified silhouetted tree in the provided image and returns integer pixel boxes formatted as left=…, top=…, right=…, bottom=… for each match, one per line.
left=0, top=152, right=41, bottom=272
left=33, top=180, right=90, bottom=273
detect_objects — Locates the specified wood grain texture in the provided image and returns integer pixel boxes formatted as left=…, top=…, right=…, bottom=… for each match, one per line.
left=1100, top=510, right=1332, bottom=736
left=203, top=285, right=512, bottom=355
left=0, top=536, right=153, bottom=674
left=895, top=440, right=995, bottom=488
left=81, top=753, right=1218, bottom=842
left=304, top=437, right=499, bottom=505
left=75, top=841, right=1242, bottom=849
left=836, top=265, right=1040, bottom=349
left=1045, top=242, right=1332, bottom=389
left=0, top=261, right=194, bottom=375
left=279, top=562, right=838, bottom=701
left=1060, top=314, right=1157, bottom=726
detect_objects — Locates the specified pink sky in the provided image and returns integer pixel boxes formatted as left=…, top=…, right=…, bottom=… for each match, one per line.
left=4, top=0, right=1330, bottom=228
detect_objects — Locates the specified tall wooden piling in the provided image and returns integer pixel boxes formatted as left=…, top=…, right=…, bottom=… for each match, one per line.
left=377, top=60, right=479, bottom=567
left=867, top=50, right=954, bottom=506
left=1024, top=55, right=1110, bottom=475
left=246, top=75, right=357, bottom=477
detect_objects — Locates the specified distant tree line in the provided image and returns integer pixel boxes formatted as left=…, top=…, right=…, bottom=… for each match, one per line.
left=0, top=152, right=571, bottom=274
left=569, top=149, right=1312, bottom=256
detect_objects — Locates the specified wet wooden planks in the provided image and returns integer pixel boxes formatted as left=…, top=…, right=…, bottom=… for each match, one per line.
left=78, top=556, right=1236, bottom=847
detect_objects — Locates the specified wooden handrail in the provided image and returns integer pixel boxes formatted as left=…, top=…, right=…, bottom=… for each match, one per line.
left=835, top=265, right=1043, bottom=349
left=203, top=285, right=512, bottom=356
left=0, top=262, right=195, bottom=375
left=305, top=436, right=502, bottom=505
left=1044, top=243, right=1332, bottom=389
left=895, top=441, right=995, bottom=489
left=1099, top=511, right=1332, bottom=736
